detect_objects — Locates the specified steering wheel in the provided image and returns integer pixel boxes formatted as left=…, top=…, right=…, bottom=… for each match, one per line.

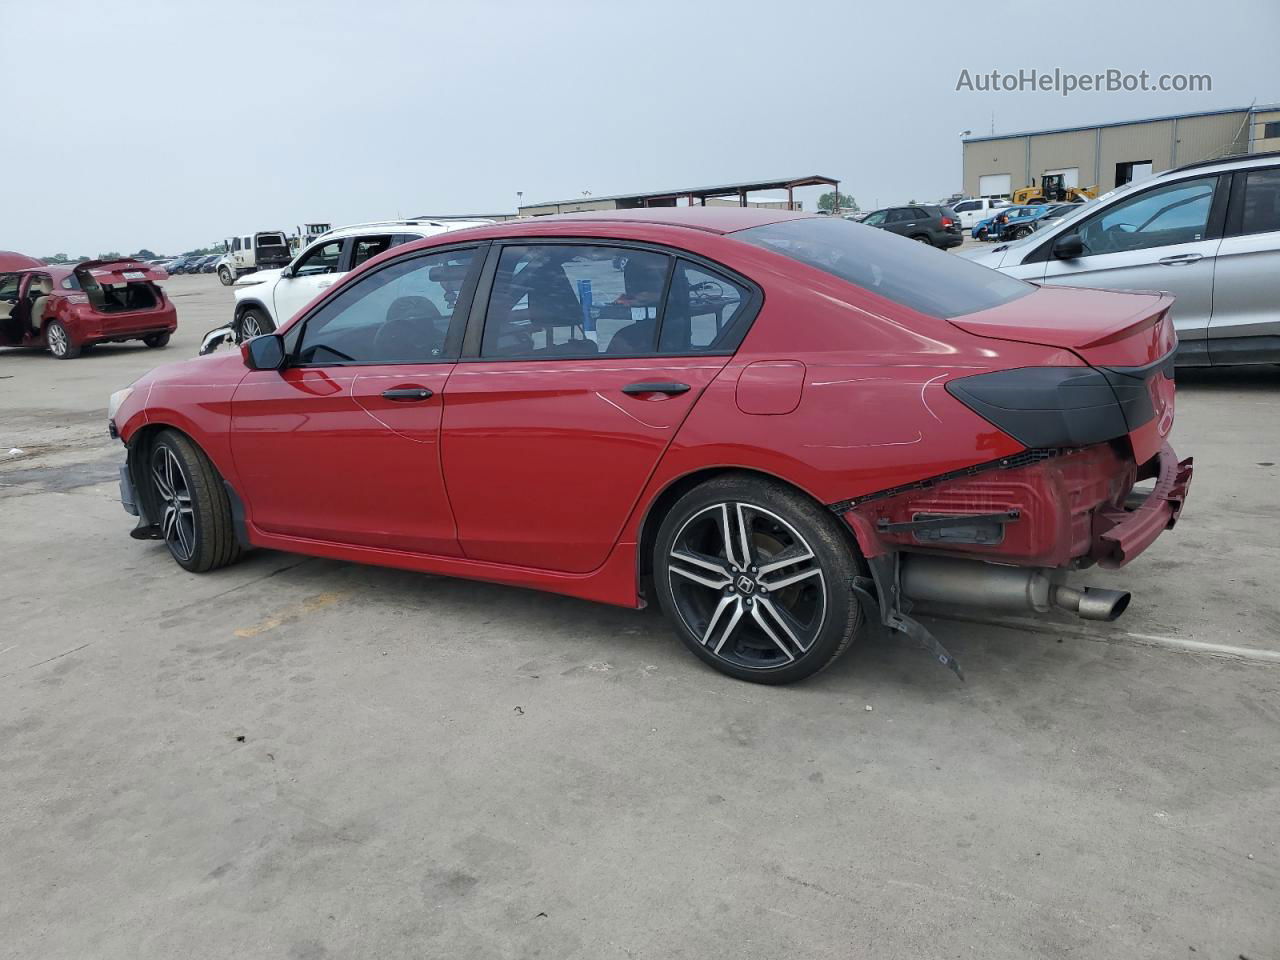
left=372, top=311, right=443, bottom=360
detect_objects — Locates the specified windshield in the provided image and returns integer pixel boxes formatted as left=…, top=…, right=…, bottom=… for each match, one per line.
left=735, top=217, right=1033, bottom=318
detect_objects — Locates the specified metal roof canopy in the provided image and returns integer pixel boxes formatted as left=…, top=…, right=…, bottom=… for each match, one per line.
left=525, top=174, right=840, bottom=210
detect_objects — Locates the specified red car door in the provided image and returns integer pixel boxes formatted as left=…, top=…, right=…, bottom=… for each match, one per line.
left=231, top=247, right=482, bottom=555
left=441, top=243, right=759, bottom=573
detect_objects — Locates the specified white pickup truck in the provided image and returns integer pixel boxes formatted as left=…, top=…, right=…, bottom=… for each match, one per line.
left=948, top=197, right=1011, bottom=231
left=215, top=231, right=292, bottom=285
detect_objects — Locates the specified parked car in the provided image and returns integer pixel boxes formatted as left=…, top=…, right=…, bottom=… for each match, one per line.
left=993, top=204, right=1050, bottom=241
left=1, top=259, right=175, bottom=359
left=196, top=254, right=220, bottom=273
left=972, top=205, right=1040, bottom=241
left=949, top=197, right=1011, bottom=231
left=961, top=150, right=1280, bottom=366
left=164, top=255, right=202, bottom=275
left=216, top=231, right=293, bottom=285
left=208, top=218, right=494, bottom=344
left=859, top=205, right=963, bottom=248
left=112, top=208, right=1191, bottom=684
left=1032, top=203, right=1080, bottom=231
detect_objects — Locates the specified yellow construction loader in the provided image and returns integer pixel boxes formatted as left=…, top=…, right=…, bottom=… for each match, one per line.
left=1010, top=174, right=1098, bottom=206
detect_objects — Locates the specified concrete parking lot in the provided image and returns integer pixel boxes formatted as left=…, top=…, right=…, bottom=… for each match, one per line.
left=2, top=274, right=1278, bottom=959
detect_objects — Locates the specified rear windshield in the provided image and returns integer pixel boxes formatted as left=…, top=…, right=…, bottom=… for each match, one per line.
left=257, top=234, right=287, bottom=247
left=736, top=217, right=1033, bottom=318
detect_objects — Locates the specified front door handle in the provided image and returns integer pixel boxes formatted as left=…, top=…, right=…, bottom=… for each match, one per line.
left=622, top=381, right=691, bottom=396
left=381, top=387, right=434, bottom=401
left=1158, top=253, right=1203, bottom=265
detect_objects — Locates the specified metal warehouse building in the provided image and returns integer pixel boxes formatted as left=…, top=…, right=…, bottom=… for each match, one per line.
left=962, top=103, right=1280, bottom=199
left=517, top=174, right=840, bottom=217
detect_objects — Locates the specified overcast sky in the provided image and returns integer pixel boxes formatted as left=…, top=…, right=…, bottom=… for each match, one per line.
left=2, top=0, right=1276, bottom=256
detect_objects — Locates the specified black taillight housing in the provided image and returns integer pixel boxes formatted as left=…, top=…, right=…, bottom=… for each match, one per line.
left=946, top=366, right=1156, bottom=448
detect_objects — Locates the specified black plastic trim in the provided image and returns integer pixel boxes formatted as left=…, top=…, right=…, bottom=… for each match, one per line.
left=1208, top=334, right=1280, bottom=366
left=223, top=480, right=250, bottom=548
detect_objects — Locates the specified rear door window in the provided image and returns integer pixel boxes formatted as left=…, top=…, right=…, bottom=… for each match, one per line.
left=352, top=235, right=396, bottom=269
left=480, top=245, right=671, bottom=358
left=658, top=261, right=751, bottom=354
left=1240, top=168, right=1280, bottom=235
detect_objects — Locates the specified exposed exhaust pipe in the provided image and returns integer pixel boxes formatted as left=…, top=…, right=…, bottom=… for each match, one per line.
left=900, top=555, right=1131, bottom=623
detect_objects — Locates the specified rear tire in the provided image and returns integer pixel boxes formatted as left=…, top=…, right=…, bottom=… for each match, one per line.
left=46, top=320, right=80, bottom=359
left=146, top=429, right=243, bottom=573
left=143, top=332, right=171, bottom=349
left=912, top=234, right=933, bottom=245
left=653, top=474, right=863, bottom=685
left=237, top=307, right=275, bottom=340
left=218, top=267, right=234, bottom=286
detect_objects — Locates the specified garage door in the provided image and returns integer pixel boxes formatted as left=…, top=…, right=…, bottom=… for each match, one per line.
left=979, top=174, right=1011, bottom=198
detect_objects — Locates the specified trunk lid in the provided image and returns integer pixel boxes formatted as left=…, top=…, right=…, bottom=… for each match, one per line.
left=75, top=259, right=169, bottom=285
left=947, top=283, right=1175, bottom=367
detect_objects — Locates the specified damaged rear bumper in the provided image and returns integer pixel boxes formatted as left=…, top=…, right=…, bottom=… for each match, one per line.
left=1091, top=442, right=1192, bottom=568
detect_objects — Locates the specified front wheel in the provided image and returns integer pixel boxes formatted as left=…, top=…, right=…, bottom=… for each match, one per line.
left=146, top=429, right=243, bottom=573
left=653, top=474, right=863, bottom=684
left=237, top=308, right=275, bottom=340
left=218, top=267, right=235, bottom=286
left=143, top=332, right=171, bottom=349
left=1012, top=226, right=1032, bottom=240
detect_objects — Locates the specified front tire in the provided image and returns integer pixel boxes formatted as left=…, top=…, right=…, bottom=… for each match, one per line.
left=653, top=474, right=863, bottom=684
left=237, top=307, right=275, bottom=340
left=46, top=320, right=80, bottom=359
left=146, top=429, right=243, bottom=573
left=218, top=267, right=235, bottom=286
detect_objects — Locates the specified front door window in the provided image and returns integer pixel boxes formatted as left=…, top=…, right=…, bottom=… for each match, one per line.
left=1076, top=176, right=1218, bottom=256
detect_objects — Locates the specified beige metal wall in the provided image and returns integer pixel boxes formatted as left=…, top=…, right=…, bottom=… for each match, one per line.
left=1098, top=120, right=1175, bottom=189
left=519, top=199, right=619, bottom=217
left=962, top=136, right=1027, bottom=197
left=1250, top=109, right=1280, bottom=153
left=1028, top=130, right=1097, bottom=189
left=1174, top=111, right=1250, bottom=166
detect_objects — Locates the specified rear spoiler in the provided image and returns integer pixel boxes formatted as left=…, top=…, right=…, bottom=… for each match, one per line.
left=76, top=259, right=169, bottom=284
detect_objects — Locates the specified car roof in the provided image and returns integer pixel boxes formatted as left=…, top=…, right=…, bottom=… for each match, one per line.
left=13, top=264, right=73, bottom=280
left=435, top=206, right=815, bottom=241
left=0, top=251, right=43, bottom=271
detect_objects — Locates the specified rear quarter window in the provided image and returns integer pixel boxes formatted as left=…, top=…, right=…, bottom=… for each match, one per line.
left=735, top=217, right=1033, bottom=318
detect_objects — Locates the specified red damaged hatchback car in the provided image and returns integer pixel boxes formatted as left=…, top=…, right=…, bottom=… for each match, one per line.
left=1, top=258, right=175, bottom=358
left=109, top=209, right=1191, bottom=683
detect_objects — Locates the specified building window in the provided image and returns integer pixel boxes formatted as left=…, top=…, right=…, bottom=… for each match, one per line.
left=1264, top=121, right=1280, bottom=139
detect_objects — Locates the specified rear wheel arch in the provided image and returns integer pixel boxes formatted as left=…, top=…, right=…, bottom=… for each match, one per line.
left=635, top=466, right=859, bottom=588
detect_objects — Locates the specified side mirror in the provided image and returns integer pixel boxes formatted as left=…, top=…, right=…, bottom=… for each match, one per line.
left=242, top=333, right=286, bottom=371
left=1053, top=233, right=1084, bottom=259
left=278, top=266, right=293, bottom=279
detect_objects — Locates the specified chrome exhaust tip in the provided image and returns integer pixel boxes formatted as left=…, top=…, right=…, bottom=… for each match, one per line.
left=1051, top=585, right=1131, bottom=622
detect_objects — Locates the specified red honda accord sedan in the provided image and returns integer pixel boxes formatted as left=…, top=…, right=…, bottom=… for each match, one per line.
left=109, top=209, right=1191, bottom=683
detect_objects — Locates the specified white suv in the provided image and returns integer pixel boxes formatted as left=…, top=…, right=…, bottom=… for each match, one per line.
left=229, top=219, right=492, bottom=338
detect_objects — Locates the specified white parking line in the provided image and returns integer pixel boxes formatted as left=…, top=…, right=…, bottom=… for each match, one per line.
left=923, top=611, right=1280, bottom=665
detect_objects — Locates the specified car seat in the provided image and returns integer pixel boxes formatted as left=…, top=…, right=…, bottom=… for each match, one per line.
left=28, top=276, right=53, bottom=332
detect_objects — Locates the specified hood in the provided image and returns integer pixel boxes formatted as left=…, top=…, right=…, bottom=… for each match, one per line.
left=956, top=244, right=1015, bottom=268
left=234, top=267, right=282, bottom=288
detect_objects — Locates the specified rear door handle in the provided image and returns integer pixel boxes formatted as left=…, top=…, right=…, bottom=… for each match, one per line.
left=381, top=387, right=434, bottom=401
left=622, top=381, right=691, bottom=396
left=1158, top=253, right=1203, bottom=265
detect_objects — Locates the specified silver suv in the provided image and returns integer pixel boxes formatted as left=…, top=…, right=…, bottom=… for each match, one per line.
left=961, top=152, right=1280, bottom=366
